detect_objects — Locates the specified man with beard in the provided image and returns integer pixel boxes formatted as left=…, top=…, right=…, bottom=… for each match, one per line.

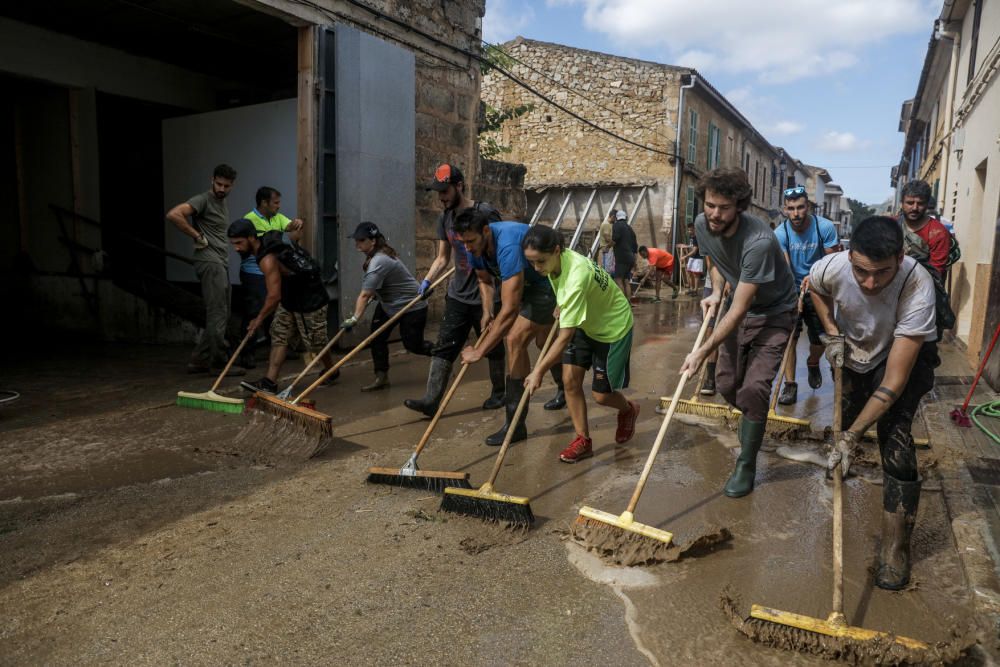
left=166, top=164, right=242, bottom=375
left=228, top=220, right=338, bottom=394
left=679, top=168, right=798, bottom=498
left=455, top=209, right=569, bottom=445
left=774, top=185, right=839, bottom=405
left=810, top=216, right=937, bottom=590
left=899, top=180, right=951, bottom=278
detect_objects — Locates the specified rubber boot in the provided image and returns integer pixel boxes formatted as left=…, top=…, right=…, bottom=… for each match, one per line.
left=404, top=357, right=452, bottom=417
left=361, top=371, right=390, bottom=392
left=875, top=473, right=921, bottom=590
left=482, top=356, right=506, bottom=410
left=485, top=377, right=527, bottom=446
left=544, top=364, right=566, bottom=410
left=724, top=417, right=766, bottom=498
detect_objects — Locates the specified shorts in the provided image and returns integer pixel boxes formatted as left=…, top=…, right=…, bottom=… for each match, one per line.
left=270, top=304, right=329, bottom=351
left=793, top=295, right=824, bottom=346
left=614, top=261, right=635, bottom=280
left=563, top=328, right=632, bottom=394
left=686, top=258, right=704, bottom=274
left=520, top=282, right=557, bottom=325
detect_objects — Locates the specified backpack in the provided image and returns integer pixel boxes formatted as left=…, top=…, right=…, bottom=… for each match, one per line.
left=901, top=218, right=960, bottom=270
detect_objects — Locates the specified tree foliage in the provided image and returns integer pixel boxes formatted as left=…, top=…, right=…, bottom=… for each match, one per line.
left=846, top=198, right=875, bottom=229
left=479, top=42, right=533, bottom=159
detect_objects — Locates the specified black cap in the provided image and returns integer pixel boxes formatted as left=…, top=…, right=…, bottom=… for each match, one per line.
left=227, top=218, right=257, bottom=238
left=349, top=221, right=381, bottom=240
left=425, top=163, right=464, bottom=192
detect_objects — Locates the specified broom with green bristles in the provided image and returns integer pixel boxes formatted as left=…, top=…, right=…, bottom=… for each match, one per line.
left=572, top=304, right=716, bottom=561
left=365, top=328, right=496, bottom=491
left=246, top=268, right=456, bottom=441
left=724, top=365, right=936, bottom=662
left=439, top=320, right=560, bottom=526
left=176, top=329, right=253, bottom=414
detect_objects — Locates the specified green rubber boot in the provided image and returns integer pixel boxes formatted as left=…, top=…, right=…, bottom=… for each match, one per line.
left=724, top=417, right=766, bottom=498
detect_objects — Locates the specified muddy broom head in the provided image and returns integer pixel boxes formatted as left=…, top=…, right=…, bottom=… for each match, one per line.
left=248, top=391, right=333, bottom=438
left=440, top=484, right=534, bottom=526
left=573, top=508, right=674, bottom=565
left=176, top=390, right=245, bottom=414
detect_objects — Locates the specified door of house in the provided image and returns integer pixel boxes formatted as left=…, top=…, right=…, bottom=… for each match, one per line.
left=982, top=207, right=1000, bottom=390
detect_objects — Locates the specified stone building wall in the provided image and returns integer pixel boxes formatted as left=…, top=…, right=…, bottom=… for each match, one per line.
left=474, top=158, right=528, bottom=221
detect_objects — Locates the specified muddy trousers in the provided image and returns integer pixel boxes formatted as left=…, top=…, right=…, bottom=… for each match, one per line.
left=840, top=344, right=937, bottom=482
left=431, top=296, right=505, bottom=363
left=715, top=310, right=796, bottom=422
left=369, top=304, right=433, bottom=373
left=192, top=260, right=231, bottom=368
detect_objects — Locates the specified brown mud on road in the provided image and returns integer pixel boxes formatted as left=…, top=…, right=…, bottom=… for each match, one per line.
left=0, top=309, right=987, bottom=664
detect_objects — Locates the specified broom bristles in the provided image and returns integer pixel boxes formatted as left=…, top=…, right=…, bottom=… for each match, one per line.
left=439, top=488, right=534, bottom=526
left=571, top=514, right=675, bottom=566
left=175, top=391, right=244, bottom=414
left=366, top=469, right=472, bottom=492
left=673, top=397, right=733, bottom=420
left=248, top=393, right=333, bottom=437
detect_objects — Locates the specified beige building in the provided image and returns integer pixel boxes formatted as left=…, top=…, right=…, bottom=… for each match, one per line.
left=481, top=37, right=784, bottom=255
left=894, top=0, right=1000, bottom=382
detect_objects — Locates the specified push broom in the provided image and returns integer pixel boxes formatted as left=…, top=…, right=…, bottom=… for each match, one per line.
left=176, top=329, right=254, bottom=414
left=572, top=304, right=715, bottom=560
left=674, top=291, right=732, bottom=422
left=439, top=319, right=560, bottom=526
left=365, top=329, right=497, bottom=491
left=247, top=268, right=456, bottom=438
left=730, top=364, right=933, bottom=660
left=728, top=284, right=812, bottom=436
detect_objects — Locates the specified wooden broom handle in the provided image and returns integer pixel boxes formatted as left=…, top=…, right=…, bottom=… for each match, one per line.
left=483, top=317, right=561, bottom=488
left=767, top=283, right=807, bottom=414
left=209, top=329, right=255, bottom=393
left=286, top=327, right=347, bottom=390
left=625, top=303, right=715, bottom=514
left=832, top=364, right=844, bottom=617
left=293, top=267, right=455, bottom=403
left=412, top=326, right=491, bottom=457
left=690, top=286, right=731, bottom=399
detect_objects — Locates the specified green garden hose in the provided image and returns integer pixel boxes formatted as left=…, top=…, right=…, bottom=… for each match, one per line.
left=971, top=400, right=1000, bottom=446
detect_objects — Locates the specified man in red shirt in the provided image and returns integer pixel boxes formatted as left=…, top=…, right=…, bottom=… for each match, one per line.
left=638, top=246, right=676, bottom=301
left=899, top=180, right=950, bottom=277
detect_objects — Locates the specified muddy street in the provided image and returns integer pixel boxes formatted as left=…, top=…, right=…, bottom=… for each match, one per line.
left=0, top=300, right=985, bottom=665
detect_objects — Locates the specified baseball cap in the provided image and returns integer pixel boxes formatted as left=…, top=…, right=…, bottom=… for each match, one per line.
left=349, top=221, right=381, bottom=240
left=615, top=210, right=628, bottom=221
left=227, top=218, right=257, bottom=238
left=425, top=163, right=464, bottom=192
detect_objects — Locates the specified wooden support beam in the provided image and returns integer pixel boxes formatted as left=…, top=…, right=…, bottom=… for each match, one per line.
left=297, top=25, right=318, bottom=254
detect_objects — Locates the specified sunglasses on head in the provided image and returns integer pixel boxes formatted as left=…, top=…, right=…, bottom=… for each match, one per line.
left=783, top=185, right=807, bottom=198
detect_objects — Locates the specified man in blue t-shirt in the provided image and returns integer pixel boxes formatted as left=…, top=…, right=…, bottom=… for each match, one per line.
left=455, top=209, right=562, bottom=446
left=774, top=185, right=839, bottom=405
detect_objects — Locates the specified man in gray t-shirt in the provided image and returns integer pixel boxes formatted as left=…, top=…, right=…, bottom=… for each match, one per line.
left=402, top=163, right=515, bottom=417
left=679, top=168, right=797, bottom=499
left=809, top=216, right=938, bottom=591
left=166, top=164, right=240, bottom=374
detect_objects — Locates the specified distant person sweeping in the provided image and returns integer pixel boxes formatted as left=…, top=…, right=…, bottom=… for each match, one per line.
left=344, top=222, right=433, bottom=392
left=521, top=225, right=639, bottom=463
left=679, top=168, right=798, bottom=498
left=227, top=220, right=339, bottom=395
left=809, top=216, right=938, bottom=591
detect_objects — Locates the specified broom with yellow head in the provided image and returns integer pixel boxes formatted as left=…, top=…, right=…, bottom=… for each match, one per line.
left=673, top=288, right=732, bottom=422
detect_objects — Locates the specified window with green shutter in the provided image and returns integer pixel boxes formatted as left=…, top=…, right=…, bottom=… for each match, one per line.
left=688, top=110, right=698, bottom=164
left=685, top=185, right=695, bottom=224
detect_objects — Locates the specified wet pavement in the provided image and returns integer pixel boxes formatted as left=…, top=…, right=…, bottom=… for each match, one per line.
left=0, top=299, right=996, bottom=664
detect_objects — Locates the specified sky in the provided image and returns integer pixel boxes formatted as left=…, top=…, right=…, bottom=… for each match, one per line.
left=482, top=0, right=941, bottom=205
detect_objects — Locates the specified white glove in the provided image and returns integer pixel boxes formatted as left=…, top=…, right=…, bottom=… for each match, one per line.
left=827, top=431, right=860, bottom=477
left=193, top=234, right=209, bottom=250
left=341, top=315, right=358, bottom=331
left=820, top=333, right=845, bottom=368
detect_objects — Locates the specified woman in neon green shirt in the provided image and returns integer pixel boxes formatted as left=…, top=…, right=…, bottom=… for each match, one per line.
left=522, top=225, right=639, bottom=462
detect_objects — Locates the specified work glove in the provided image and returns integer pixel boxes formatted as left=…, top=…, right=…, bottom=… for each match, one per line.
left=418, top=278, right=433, bottom=300
left=827, top=431, right=860, bottom=477
left=193, top=234, right=208, bottom=250
left=341, top=315, right=358, bottom=331
left=819, top=333, right=845, bottom=368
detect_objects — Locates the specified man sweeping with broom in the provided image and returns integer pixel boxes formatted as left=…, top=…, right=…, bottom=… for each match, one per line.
left=679, top=167, right=798, bottom=498
left=521, top=225, right=638, bottom=463
left=454, top=209, right=566, bottom=446
left=809, top=216, right=938, bottom=590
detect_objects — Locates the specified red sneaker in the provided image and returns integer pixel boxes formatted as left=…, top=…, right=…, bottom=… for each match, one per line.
left=559, top=434, right=593, bottom=463
left=615, top=401, right=640, bottom=443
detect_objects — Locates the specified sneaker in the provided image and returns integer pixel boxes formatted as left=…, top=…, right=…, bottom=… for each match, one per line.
left=559, top=434, right=593, bottom=463
left=778, top=381, right=797, bottom=405
left=700, top=375, right=716, bottom=396
left=615, top=400, right=640, bottom=444
left=807, top=364, right=822, bottom=390
left=241, top=377, right=278, bottom=394
left=320, top=368, right=341, bottom=386
left=652, top=297, right=662, bottom=303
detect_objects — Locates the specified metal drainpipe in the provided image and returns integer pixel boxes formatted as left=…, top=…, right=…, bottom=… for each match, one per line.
left=672, top=73, right=697, bottom=284
left=936, top=17, right=960, bottom=216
